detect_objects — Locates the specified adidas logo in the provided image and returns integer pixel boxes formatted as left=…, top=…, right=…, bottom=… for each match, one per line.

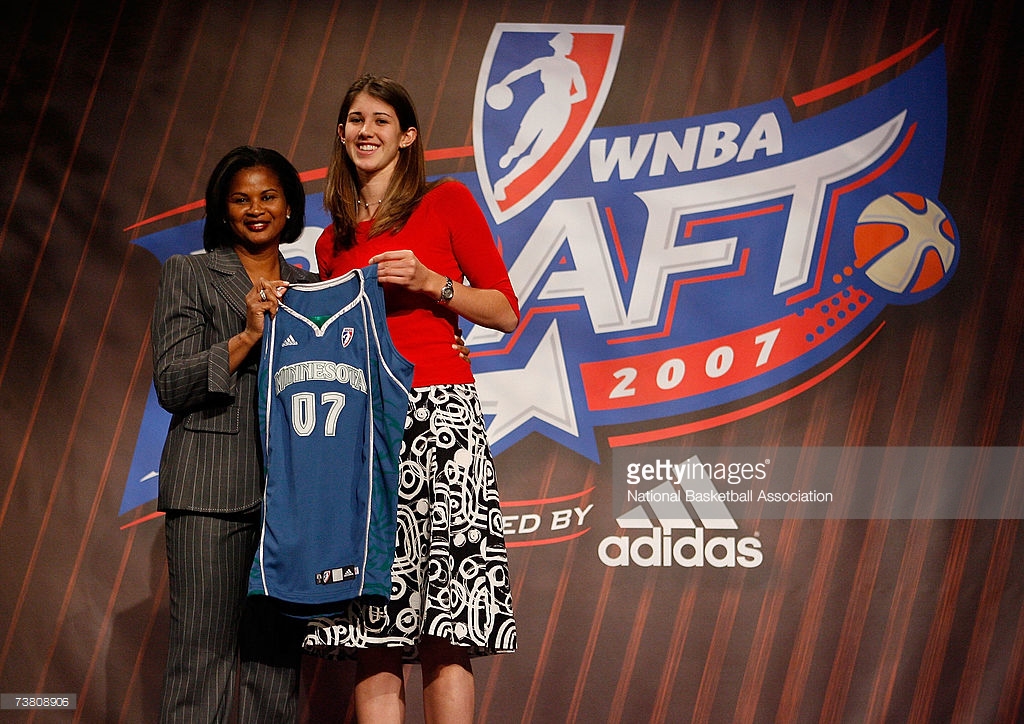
left=281, top=335, right=299, bottom=347
left=316, top=564, right=360, bottom=585
left=599, top=456, right=763, bottom=568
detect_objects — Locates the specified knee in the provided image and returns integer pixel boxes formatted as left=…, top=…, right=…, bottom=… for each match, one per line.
left=419, top=637, right=471, bottom=680
left=356, top=647, right=404, bottom=682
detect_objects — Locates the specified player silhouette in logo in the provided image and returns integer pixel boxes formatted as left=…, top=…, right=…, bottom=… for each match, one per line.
left=487, top=32, right=587, bottom=201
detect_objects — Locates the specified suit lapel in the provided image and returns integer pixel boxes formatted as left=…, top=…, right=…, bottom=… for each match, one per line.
left=206, top=247, right=252, bottom=320
left=280, top=258, right=315, bottom=284
left=205, top=247, right=312, bottom=318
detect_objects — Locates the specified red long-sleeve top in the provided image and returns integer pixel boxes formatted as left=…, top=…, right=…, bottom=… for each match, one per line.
left=315, top=181, right=519, bottom=388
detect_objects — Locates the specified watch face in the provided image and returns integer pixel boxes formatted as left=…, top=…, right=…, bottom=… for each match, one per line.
left=441, top=278, right=454, bottom=301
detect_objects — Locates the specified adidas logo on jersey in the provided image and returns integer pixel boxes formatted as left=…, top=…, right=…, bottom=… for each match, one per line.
left=281, top=335, right=299, bottom=347
left=598, top=460, right=763, bottom=568
left=316, top=564, right=360, bottom=585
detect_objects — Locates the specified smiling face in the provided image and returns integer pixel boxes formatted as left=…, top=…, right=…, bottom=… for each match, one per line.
left=339, top=91, right=418, bottom=187
left=225, top=165, right=290, bottom=250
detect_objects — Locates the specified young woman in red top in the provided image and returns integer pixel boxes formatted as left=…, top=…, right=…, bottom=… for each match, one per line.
left=304, top=74, right=519, bottom=724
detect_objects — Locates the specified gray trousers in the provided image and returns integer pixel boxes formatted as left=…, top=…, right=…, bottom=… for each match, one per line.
left=161, top=511, right=303, bottom=723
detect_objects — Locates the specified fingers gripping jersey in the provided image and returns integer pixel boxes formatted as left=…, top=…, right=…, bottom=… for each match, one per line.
left=251, top=266, right=413, bottom=614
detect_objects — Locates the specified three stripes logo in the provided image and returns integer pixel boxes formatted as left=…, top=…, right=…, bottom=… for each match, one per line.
left=599, top=455, right=763, bottom=568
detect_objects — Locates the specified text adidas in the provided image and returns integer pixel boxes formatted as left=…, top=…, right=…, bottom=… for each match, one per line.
left=598, top=526, right=764, bottom=568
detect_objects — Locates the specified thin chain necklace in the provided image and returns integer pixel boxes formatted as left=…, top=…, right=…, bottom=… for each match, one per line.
left=355, top=196, right=383, bottom=220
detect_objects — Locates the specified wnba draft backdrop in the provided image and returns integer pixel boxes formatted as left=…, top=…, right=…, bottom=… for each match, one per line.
left=1, top=1, right=1023, bottom=722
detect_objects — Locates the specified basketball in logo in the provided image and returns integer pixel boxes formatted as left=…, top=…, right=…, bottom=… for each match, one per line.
left=485, top=82, right=514, bottom=110
left=853, top=192, right=958, bottom=302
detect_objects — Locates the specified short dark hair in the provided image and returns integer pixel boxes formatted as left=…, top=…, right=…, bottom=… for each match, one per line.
left=202, top=145, right=306, bottom=251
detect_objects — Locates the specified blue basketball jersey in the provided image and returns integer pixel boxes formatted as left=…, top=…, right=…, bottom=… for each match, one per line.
left=251, top=265, right=413, bottom=614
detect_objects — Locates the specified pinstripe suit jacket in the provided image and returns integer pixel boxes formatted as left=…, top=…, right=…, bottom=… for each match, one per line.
left=152, top=246, right=318, bottom=513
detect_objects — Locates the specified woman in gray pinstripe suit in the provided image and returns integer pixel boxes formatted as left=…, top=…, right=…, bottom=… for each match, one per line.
left=151, top=146, right=317, bottom=723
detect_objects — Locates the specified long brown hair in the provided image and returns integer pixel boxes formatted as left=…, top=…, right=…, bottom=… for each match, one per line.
left=324, top=74, right=439, bottom=250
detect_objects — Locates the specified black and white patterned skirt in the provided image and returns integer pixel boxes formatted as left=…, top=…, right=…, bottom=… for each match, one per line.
left=303, top=384, right=517, bottom=661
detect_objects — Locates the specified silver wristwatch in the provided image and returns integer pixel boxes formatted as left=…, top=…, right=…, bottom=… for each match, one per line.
left=438, top=277, right=454, bottom=304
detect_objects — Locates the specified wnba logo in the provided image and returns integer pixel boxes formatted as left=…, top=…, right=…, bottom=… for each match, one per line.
left=474, top=23, right=624, bottom=223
